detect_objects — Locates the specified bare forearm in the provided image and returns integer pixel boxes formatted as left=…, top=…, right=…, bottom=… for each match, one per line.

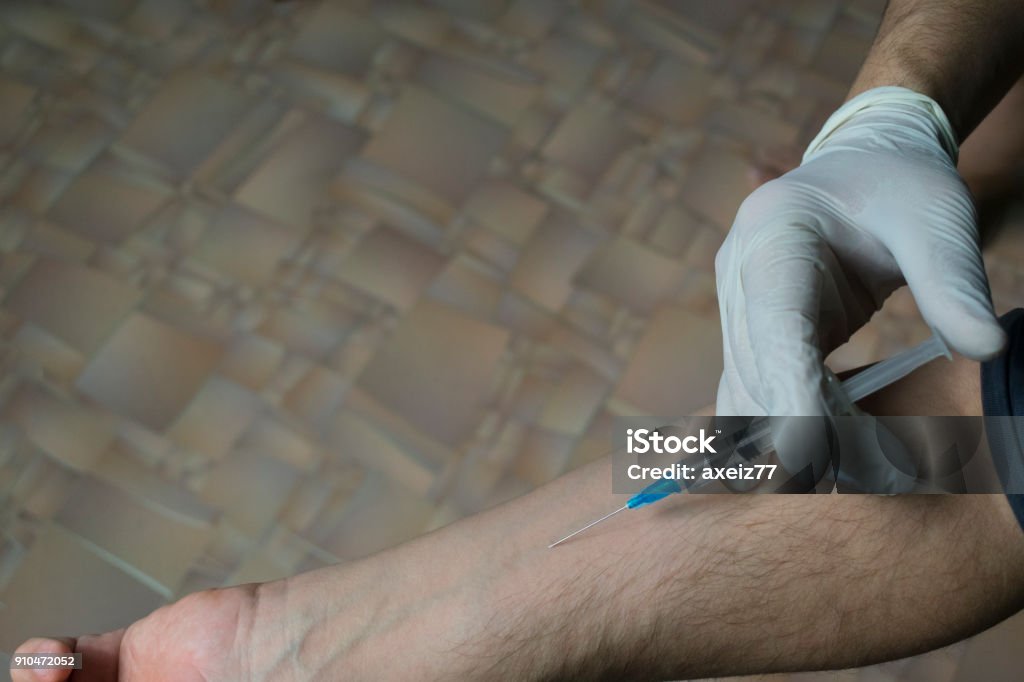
left=252, top=358, right=1024, bottom=680
left=464, top=468, right=1024, bottom=680
left=265, top=441, right=1024, bottom=680
left=850, top=0, right=1024, bottom=139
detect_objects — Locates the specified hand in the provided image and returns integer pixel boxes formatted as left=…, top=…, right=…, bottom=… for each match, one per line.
left=11, top=585, right=259, bottom=682
left=715, top=86, right=1006, bottom=417
left=10, top=544, right=511, bottom=681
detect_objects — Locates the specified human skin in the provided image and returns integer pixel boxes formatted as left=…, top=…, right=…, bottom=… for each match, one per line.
left=715, top=0, right=1024, bottom=419
left=847, top=0, right=1024, bottom=141
left=12, top=350, right=1024, bottom=681
left=14, top=3, right=1024, bottom=678
left=753, top=76, right=1024, bottom=203
left=958, top=77, right=1024, bottom=204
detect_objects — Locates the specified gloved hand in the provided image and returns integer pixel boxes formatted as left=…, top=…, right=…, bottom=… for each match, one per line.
left=715, top=86, right=1006, bottom=417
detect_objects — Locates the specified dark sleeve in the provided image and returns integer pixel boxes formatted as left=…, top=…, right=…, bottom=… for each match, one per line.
left=980, top=308, right=1024, bottom=531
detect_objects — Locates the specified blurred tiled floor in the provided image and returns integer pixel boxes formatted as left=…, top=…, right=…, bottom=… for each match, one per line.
left=1, top=1, right=1023, bottom=679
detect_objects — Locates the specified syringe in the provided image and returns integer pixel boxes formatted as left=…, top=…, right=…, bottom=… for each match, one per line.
left=548, top=334, right=947, bottom=548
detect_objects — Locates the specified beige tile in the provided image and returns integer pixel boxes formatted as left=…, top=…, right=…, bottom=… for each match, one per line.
left=628, top=55, right=714, bottom=125
left=511, top=215, right=602, bottom=311
left=542, top=102, right=638, bottom=179
left=512, top=427, right=574, bottom=486
left=229, top=549, right=292, bottom=586
left=625, top=6, right=720, bottom=65
left=55, top=477, right=213, bottom=595
left=0, top=76, right=34, bottom=144
left=427, top=255, right=504, bottom=320
left=219, top=334, right=285, bottom=390
left=168, top=376, right=258, bottom=460
left=48, top=155, right=172, bottom=241
left=323, top=408, right=436, bottom=496
left=199, top=448, right=302, bottom=538
left=280, top=472, right=348, bottom=534
left=415, top=53, right=538, bottom=126
left=527, top=36, right=603, bottom=104
left=257, top=300, right=352, bottom=362
left=25, top=113, right=112, bottom=172
left=234, top=114, right=364, bottom=227
left=192, top=204, right=298, bottom=286
left=9, top=324, right=87, bottom=386
left=119, top=71, right=255, bottom=176
left=92, top=442, right=210, bottom=514
left=317, top=471, right=435, bottom=560
left=271, top=60, right=371, bottom=123
left=463, top=224, right=520, bottom=272
left=3, top=384, right=116, bottom=471
left=76, top=314, right=223, bottom=430
left=681, top=223, right=724, bottom=273
left=577, top=237, right=687, bottom=313
left=464, top=180, right=549, bottom=244
left=361, top=86, right=508, bottom=203
left=54, top=0, right=136, bottom=20
left=192, top=99, right=289, bottom=194
left=429, top=0, right=508, bottom=20
left=652, top=0, right=756, bottom=35
left=0, top=523, right=165, bottom=652
left=614, top=306, right=722, bottom=415
left=5, top=258, right=140, bottom=354
left=538, top=365, right=609, bottom=435
left=288, top=3, right=385, bottom=75
left=19, top=220, right=97, bottom=262
left=497, top=290, right=558, bottom=336
left=706, top=101, right=800, bottom=147
left=283, top=365, right=349, bottom=430
left=235, top=416, right=319, bottom=472
left=499, top=0, right=565, bottom=39
left=546, top=322, right=623, bottom=380
left=509, top=374, right=554, bottom=423
left=679, top=143, right=752, bottom=230
left=646, top=204, right=700, bottom=255
left=370, top=4, right=452, bottom=49
left=814, top=25, right=873, bottom=84
left=124, top=0, right=191, bottom=40
left=337, top=226, right=445, bottom=310
left=16, top=458, right=79, bottom=521
left=357, top=300, right=508, bottom=446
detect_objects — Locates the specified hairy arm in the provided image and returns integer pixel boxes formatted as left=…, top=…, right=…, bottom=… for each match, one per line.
left=849, top=0, right=1024, bottom=139
left=14, top=363, right=1024, bottom=682
left=258, top=356, right=1024, bottom=680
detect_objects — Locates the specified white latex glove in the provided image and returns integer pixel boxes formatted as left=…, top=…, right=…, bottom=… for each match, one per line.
left=716, top=86, right=1007, bottom=417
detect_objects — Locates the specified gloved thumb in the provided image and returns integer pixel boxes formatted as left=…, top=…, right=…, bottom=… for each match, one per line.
left=892, top=228, right=1006, bottom=361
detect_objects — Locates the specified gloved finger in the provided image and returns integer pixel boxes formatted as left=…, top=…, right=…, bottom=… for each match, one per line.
left=891, top=221, right=1006, bottom=360
left=717, top=325, right=763, bottom=416
left=715, top=235, right=764, bottom=416
left=740, top=225, right=830, bottom=417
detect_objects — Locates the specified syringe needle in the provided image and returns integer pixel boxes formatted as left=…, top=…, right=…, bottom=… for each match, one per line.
left=548, top=505, right=628, bottom=548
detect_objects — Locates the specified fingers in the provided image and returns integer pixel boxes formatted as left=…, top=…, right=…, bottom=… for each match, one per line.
left=12, top=638, right=76, bottom=682
left=11, top=629, right=124, bottom=682
left=69, top=629, right=124, bottom=682
left=739, top=226, right=830, bottom=416
left=893, top=222, right=1006, bottom=361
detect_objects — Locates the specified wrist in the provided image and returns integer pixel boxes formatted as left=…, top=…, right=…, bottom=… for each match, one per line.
left=848, top=68, right=959, bottom=135
left=255, top=527, right=543, bottom=680
left=803, top=86, right=959, bottom=165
